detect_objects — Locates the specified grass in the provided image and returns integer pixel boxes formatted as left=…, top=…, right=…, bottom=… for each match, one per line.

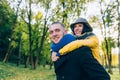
left=0, top=62, right=120, bottom=80
left=110, top=68, right=120, bottom=80
left=0, top=62, right=56, bottom=80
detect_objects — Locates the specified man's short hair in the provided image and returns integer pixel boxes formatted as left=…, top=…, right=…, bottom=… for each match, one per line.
left=49, top=22, right=65, bottom=29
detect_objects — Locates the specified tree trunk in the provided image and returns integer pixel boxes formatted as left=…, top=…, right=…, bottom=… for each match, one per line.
left=3, top=45, right=13, bottom=63
left=105, top=38, right=112, bottom=74
left=17, top=34, right=21, bottom=66
left=33, top=56, right=38, bottom=69
left=35, top=18, right=48, bottom=69
left=28, top=0, right=34, bottom=69
left=108, top=54, right=112, bottom=74
left=49, top=62, right=53, bottom=69
left=116, top=0, right=120, bottom=74
left=25, top=56, right=30, bottom=68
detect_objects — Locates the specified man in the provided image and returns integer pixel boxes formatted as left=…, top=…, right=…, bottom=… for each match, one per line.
left=48, top=21, right=110, bottom=80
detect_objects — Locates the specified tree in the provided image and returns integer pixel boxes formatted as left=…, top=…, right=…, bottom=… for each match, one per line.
left=50, top=0, right=94, bottom=28
left=99, top=0, right=117, bottom=74
left=116, top=0, right=120, bottom=74
left=101, top=37, right=115, bottom=67
left=0, top=0, right=20, bottom=62
left=19, top=0, right=52, bottom=69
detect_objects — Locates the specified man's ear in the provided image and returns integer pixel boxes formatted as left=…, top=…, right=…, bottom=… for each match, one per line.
left=65, top=29, right=68, bottom=34
left=71, top=32, right=74, bottom=34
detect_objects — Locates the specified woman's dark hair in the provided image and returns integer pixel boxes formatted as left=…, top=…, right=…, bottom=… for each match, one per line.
left=81, top=23, right=93, bottom=34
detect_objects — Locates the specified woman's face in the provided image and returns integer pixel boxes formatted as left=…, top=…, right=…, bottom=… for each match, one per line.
left=73, top=23, right=84, bottom=36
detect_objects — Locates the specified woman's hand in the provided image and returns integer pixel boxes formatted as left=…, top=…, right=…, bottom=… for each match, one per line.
left=51, top=52, right=60, bottom=62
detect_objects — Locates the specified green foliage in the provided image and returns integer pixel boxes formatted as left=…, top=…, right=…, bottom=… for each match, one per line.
left=40, top=38, right=51, bottom=65
left=0, top=0, right=16, bottom=60
left=101, top=37, right=116, bottom=55
left=0, top=0, right=16, bottom=26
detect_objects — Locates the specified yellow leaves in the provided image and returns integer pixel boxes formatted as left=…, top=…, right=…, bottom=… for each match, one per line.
left=35, top=11, right=43, bottom=20
left=22, top=32, right=28, bottom=40
left=11, top=41, right=17, bottom=48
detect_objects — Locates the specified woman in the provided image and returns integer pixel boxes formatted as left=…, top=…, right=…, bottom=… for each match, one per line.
left=52, top=17, right=102, bottom=64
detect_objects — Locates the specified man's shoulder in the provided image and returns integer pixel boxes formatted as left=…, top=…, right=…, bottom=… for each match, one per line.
left=65, top=46, right=93, bottom=65
left=68, top=46, right=92, bottom=57
left=75, top=46, right=91, bottom=52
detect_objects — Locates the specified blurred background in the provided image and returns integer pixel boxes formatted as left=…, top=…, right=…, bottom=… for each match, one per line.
left=0, top=0, right=120, bottom=80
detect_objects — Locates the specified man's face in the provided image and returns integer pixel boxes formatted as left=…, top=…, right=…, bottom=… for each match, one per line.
left=73, top=23, right=83, bottom=36
left=48, top=24, right=66, bottom=44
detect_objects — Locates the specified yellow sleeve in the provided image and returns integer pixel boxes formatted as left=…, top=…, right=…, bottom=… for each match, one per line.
left=59, top=36, right=99, bottom=55
left=59, top=40, right=83, bottom=55
left=81, top=36, right=99, bottom=48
